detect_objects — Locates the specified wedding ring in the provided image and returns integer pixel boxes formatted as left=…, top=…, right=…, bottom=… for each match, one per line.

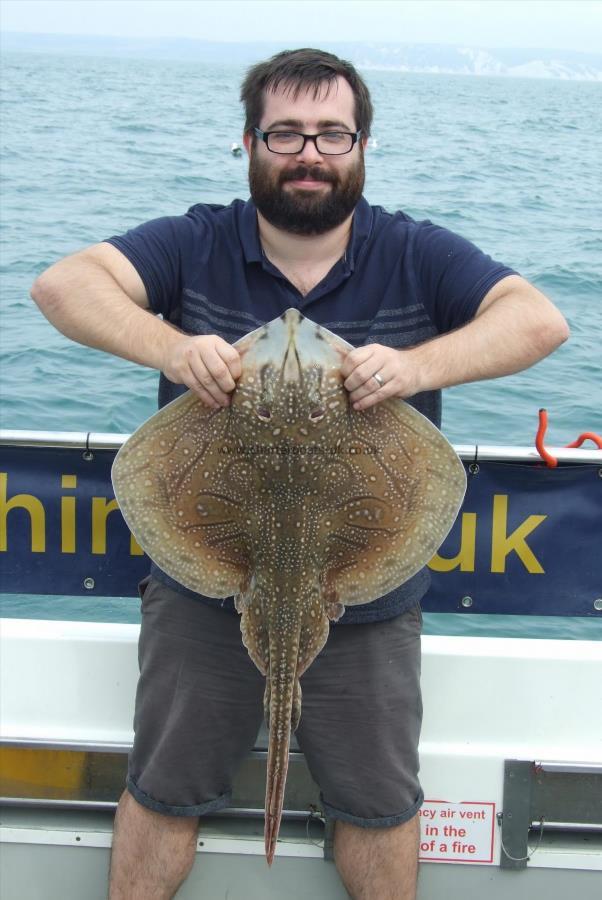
left=373, top=372, right=385, bottom=388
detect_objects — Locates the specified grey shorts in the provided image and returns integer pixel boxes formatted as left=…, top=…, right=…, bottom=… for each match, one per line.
left=127, top=576, right=424, bottom=828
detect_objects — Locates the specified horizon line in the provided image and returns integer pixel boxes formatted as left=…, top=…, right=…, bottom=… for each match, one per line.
left=2, top=31, right=601, bottom=58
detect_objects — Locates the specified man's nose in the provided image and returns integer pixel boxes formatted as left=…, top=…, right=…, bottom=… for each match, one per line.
left=295, top=136, right=323, bottom=164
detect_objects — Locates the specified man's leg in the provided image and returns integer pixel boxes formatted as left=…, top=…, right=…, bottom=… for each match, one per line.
left=109, top=790, right=199, bottom=900
left=334, top=816, right=420, bottom=900
left=295, top=606, right=423, bottom=900
left=112, top=578, right=264, bottom=897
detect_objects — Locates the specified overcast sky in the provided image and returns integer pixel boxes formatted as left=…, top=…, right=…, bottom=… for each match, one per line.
left=1, top=0, right=601, bottom=53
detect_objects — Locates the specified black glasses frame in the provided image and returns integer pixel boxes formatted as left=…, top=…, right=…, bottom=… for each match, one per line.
left=252, top=127, right=362, bottom=155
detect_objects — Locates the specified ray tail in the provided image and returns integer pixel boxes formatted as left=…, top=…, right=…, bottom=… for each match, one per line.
left=264, top=626, right=301, bottom=865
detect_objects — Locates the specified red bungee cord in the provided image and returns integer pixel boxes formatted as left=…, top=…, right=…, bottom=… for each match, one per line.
left=535, top=408, right=602, bottom=468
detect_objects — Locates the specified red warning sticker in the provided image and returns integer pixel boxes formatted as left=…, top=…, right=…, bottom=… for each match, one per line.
left=418, top=801, right=496, bottom=864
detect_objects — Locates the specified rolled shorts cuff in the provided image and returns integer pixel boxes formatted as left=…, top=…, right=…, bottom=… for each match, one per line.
left=127, top=776, right=232, bottom=818
left=321, top=787, right=424, bottom=829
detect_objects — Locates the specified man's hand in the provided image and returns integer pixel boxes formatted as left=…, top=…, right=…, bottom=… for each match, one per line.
left=162, top=334, right=242, bottom=408
left=341, top=344, right=418, bottom=411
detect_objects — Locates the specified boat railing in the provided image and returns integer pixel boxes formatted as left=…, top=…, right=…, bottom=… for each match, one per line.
left=1, top=429, right=600, bottom=615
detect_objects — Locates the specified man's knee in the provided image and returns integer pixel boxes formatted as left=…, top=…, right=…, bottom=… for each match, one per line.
left=333, top=816, right=420, bottom=900
left=118, top=788, right=200, bottom=833
left=110, top=791, right=200, bottom=899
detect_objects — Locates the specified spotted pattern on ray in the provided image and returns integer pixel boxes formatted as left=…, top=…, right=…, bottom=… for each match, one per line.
left=111, top=308, right=466, bottom=865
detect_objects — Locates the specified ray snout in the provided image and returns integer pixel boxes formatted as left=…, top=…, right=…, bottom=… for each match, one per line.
left=240, top=309, right=352, bottom=383
left=282, top=334, right=303, bottom=384
left=282, top=309, right=307, bottom=384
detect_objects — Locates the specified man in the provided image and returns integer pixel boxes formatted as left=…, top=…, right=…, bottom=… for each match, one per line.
left=31, top=48, right=568, bottom=900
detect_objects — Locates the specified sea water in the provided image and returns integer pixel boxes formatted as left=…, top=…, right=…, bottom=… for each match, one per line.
left=1, top=51, right=600, bottom=638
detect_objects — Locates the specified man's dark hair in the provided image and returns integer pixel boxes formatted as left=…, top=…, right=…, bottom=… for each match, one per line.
left=240, top=48, right=373, bottom=137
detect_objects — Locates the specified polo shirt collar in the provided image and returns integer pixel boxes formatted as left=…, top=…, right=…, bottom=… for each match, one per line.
left=239, top=196, right=374, bottom=271
left=239, top=199, right=263, bottom=263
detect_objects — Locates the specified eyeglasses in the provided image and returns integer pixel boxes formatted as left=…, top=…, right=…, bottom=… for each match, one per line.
left=252, top=127, right=362, bottom=156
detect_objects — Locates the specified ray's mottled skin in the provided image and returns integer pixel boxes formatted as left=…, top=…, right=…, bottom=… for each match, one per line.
left=112, top=309, right=466, bottom=864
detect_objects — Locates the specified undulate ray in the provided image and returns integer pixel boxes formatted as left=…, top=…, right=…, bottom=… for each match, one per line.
left=111, top=308, right=466, bottom=865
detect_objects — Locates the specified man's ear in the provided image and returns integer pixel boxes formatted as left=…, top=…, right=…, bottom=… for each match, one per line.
left=243, top=132, right=253, bottom=155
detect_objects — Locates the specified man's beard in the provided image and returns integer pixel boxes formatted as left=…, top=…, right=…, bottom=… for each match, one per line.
left=248, top=153, right=365, bottom=236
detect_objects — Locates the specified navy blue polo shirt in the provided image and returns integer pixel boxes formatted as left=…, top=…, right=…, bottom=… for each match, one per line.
left=107, top=197, right=515, bottom=623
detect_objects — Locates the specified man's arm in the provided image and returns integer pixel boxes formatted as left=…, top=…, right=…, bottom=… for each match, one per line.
left=342, top=275, right=570, bottom=409
left=31, top=243, right=240, bottom=408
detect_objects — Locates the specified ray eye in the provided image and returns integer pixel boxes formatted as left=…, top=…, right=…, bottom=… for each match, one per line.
left=309, top=407, right=326, bottom=422
left=256, top=406, right=272, bottom=421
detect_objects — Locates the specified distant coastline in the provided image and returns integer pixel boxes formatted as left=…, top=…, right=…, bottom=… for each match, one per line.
left=2, top=32, right=601, bottom=82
